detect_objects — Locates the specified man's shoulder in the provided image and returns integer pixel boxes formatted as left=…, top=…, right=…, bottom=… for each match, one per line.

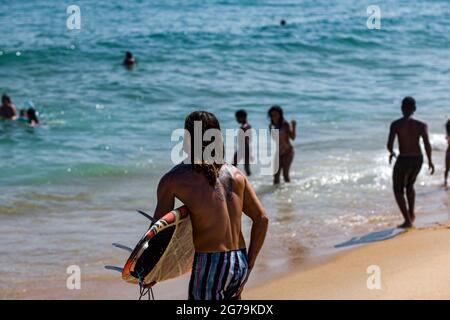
left=161, top=163, right=193, bottom=183
left=413, top=118, right=427, bottom=127
left=167, top=163, right=192, bottom=176
left=225, top=164, right=246, bottom=186
left=390, top=118, right=403, bottom=128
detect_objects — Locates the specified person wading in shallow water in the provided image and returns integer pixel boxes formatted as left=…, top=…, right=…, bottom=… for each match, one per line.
left=153, top=111, right=268, bottom=300
left=233, top=109, right=252, bottom=176
left=387, top=97, right=435, bottom=229
left=445, top=119, right=450, bottom=189
left=268, top=105, right=296, bottom=185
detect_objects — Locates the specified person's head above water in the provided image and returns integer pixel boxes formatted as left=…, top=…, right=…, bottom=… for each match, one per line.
left=280, top=20, right=286, bottom=26
left=27, top=108, right=39, bottom=125
left=268, top=105, right=284, bottom=128
left=184, top=111, right=223, bottom=186
left=401, top=96, right=416, bottom=117
left=2, top=94, right=11, bottom=106
left=123, top=51, right=135, bottom=66
left=235, top=109, right=247, bottom=124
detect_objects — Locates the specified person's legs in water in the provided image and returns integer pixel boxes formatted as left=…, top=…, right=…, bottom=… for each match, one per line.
left=281, top=148, right=294, bottom=182
left=405, top=156, right=423, bottom=224
left=273, top=152, right=282, bottom=184
left=445, top=150, right=450, bottom=188
left=393, top=157, right=412, bottom=228
left=188, top=249, right=248, bottom=300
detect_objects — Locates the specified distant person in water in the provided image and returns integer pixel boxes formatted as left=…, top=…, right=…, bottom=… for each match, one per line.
left=17, top=108, right=39, bottom=126
left=123, top=51, right=136, bottom=68
left=153, top=111, right=268, bottom=300
left=268, top=105, right=296, bottom=184
left=0, top=94, right=17, bottom=119
left=387, top=97, right=434, bottom=228
left=445, top=119, right=450, bottom=188
left=233, top=109, right=252, bottom=176
left=27, top=108, right=39, bottom=126
left=280, top=20, right=286, bottom=26
left=17, top=109, right=28, bottom=122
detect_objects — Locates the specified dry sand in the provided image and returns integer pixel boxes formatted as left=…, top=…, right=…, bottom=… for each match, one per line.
left=245, top=222, right=450, bottom=300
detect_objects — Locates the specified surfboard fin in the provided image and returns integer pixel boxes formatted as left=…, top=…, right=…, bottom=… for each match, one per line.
left=104, top=265, right=123, bottom=273
left=112, top=243, right=133, bottom=253
left=137, top=210, right=157, bottom=223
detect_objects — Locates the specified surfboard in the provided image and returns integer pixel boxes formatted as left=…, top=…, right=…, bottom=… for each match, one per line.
left=121, top=205, right=194, bottom=288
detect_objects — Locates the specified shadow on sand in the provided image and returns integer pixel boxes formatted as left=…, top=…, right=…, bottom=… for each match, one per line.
left=334, top=228, right=407, bottom=248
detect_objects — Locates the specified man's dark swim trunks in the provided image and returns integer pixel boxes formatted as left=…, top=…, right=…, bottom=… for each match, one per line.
left=393, top=155, right=423, bottom=192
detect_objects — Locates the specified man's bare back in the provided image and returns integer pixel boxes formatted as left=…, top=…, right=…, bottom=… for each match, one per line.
left=154, top=163, right=254, bottom=252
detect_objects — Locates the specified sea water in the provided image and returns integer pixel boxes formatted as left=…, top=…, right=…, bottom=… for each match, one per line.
left=0, top=0, right=449, bottom=297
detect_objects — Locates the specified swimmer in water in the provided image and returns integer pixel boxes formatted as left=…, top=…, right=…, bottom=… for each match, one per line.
left=387, top=97, right=434, bottom=228
left=445, top=119, right=450, bottom=188
left=27, top=107, right=39, bottom=126
left=17, top=109, right=28, bottom=122
left=232, top=109, right=252, bottom=176
left=0, top=94, right=17, bottom=120
left=268, top=105, right=296, bottom=184
left=123, top=51, right=136, bottom=68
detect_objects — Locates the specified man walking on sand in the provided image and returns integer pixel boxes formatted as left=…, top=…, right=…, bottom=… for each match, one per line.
left=387, top=97, right=434, bottom=229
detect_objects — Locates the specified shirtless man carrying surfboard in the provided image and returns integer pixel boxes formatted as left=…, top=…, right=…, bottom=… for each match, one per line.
left=153, top=111, right=269, bottom=300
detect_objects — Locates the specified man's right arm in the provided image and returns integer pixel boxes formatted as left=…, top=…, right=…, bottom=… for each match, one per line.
left=387, top=122, right=397, bottom=164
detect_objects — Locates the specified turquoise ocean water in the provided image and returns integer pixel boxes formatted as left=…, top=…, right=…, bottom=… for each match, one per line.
left=1, top=0, right=449, bottom=297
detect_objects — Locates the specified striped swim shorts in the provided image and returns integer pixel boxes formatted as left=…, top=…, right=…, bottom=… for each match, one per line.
left=188, top=248, right=249, bottom=300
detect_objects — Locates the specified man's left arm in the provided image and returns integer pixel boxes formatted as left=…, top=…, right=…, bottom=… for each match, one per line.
left=422, top=124, right=435, bottom=174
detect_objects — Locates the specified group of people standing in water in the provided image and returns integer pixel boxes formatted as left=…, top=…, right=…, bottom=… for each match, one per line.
left=232, top=106, right=297, bottom=184
left=0, top=94, right=39, bottom=126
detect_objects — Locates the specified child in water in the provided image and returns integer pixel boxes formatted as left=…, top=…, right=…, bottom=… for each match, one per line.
left=445, top=119, right=450, bottom=188
left=232, top=109, right=252, bottom=176
left=17, top=109, right=28, bottom=122
left=27, top=108, right=39, bottom=126
left=17, top=108, right=39, bottom=126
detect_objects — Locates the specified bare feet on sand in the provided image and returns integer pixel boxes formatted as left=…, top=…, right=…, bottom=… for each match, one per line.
left=397, top=221, right=413, bottom=229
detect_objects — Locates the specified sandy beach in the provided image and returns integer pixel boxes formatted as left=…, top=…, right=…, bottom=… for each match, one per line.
left=245, top=222, right=450, bottom=300
left=8, top=219, right=448, bottom=300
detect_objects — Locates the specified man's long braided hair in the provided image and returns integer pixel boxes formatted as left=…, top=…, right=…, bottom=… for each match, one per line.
left=184, top=111, right=223, bottom=187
